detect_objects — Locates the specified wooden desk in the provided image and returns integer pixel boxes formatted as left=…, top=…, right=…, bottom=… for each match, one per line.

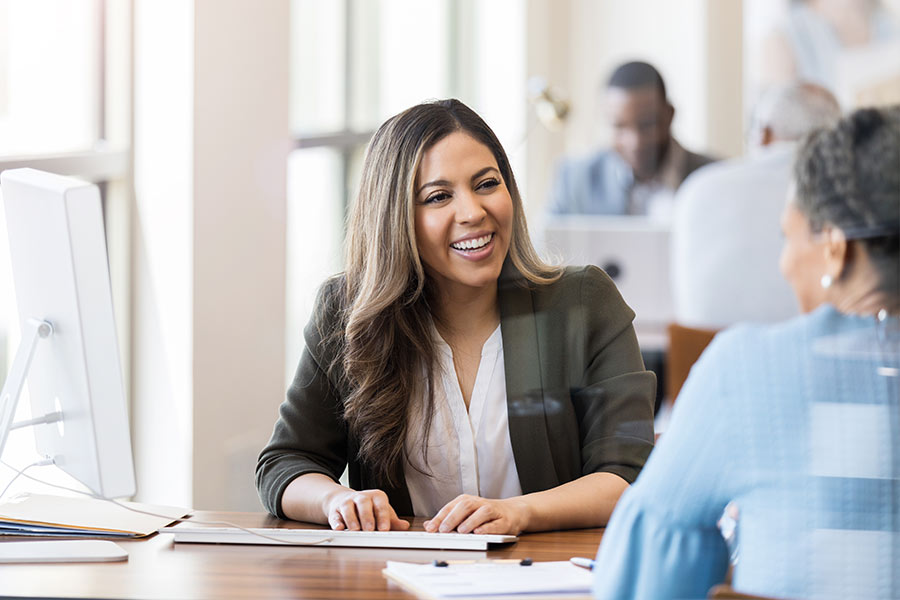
left=0, top=511, right=604, bottom=599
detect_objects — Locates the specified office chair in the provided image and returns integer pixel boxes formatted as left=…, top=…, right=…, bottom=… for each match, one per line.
left=665, top=322, right=718, bottom=402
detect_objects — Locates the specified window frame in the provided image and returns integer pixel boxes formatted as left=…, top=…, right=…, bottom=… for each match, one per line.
left=0, top=0, right=134, bottom=467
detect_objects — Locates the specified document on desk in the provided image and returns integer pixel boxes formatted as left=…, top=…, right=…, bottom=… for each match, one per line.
left=382, top=560, right=593, bottom=599
left=0, top=493, right=188, bottom=538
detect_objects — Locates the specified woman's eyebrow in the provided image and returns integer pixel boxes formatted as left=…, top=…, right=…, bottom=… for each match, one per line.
left=416, top=178, right=452, bottom=196
left=470, top=166, right=499, bottom=181
left=416, top=166, right=500, bottom=196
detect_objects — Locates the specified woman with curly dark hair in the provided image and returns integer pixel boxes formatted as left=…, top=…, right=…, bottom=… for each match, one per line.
left=594, top=106, right=900, bottom=599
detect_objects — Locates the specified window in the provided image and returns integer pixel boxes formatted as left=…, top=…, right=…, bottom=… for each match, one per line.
left=0, top=0, right=131, bottom=497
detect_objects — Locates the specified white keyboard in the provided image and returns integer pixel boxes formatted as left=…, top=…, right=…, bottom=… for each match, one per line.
left=160, top=526, right=517, bottom=550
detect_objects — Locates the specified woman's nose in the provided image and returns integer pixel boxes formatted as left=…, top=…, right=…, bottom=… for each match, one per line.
left=455, top=191, right=487, bottom=224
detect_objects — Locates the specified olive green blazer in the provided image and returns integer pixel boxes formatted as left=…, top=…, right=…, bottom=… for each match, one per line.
left=256, top=264, right=656, bottom=518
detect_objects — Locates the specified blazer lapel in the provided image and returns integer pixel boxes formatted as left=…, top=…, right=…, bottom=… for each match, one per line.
left=498, top=263, right=559, bottom=493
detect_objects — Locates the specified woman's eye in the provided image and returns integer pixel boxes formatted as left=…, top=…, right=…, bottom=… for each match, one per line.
left=477, top=178, right=500, bottom=191
left=424, top=191, right=451, bottom=204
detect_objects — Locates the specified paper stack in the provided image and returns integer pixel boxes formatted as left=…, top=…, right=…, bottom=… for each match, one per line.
left=383, top=559, right=593, bottom=599
left=0, top=493, right=188, bottom=538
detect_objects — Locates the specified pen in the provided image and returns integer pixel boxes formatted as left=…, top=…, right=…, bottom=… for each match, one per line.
left=569, top=557, right=595, bottom=570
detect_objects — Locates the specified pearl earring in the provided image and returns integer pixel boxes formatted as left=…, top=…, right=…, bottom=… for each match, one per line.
left=820, top=274, right=833, bottom=289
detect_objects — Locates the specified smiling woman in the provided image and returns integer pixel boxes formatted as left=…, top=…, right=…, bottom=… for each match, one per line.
left=256, top=99, right=656, bottom=537
left=413, top=133, right=514, bottom=298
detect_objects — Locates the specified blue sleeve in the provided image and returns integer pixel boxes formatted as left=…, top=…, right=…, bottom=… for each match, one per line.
left=593, top=332, right=744, bottom=599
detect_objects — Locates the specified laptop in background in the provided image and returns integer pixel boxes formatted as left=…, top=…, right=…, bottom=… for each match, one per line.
left=541, top=215, right=673, bottom=337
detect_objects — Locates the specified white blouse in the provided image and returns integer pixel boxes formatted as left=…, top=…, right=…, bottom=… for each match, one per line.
left=404, top=324, right=523, bottom=517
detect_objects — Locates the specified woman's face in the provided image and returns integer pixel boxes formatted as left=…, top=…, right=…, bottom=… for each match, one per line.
left=779, top=198, right=829, bottom=313
left=413, top=132, right=514, bottom=296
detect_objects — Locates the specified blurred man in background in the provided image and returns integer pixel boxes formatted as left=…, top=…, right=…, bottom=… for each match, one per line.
left=547, top=61, right=716, bottom=218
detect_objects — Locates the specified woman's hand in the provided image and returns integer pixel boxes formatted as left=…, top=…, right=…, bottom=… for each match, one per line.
left=424, top=494, right=531, bottom=535
left=322, top=488, right=410, bottom=531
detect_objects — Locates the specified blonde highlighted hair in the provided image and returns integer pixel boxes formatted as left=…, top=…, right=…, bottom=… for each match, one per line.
left=325, top=99, right=560, bottom=485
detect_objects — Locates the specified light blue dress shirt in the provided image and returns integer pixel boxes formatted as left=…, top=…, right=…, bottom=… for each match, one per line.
left=547, top=149, right=634, bottom=215
left=594, top=304, right=900, bottom=600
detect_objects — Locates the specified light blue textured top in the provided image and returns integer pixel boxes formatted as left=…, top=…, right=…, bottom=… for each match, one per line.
left=593, top=304, right=899, bottom=600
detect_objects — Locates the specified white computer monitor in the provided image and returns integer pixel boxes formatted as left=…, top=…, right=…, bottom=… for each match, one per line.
left=0, top=168, right=135, bottom=499
left=542, top=215, right=673, bottom=339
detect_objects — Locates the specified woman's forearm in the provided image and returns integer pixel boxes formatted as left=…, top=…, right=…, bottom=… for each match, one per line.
left=425, top=471, right=630, bottom=535
left=280, top=472, right=349, bottom=524
left=518, top=472, right=629, bottom=532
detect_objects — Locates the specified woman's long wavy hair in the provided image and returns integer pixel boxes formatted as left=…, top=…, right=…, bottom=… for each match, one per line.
left=324, top=99, right=561, bottom=486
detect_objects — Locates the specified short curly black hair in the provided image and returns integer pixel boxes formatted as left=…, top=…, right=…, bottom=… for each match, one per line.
left=793, top=106, right=900, bottom=296
left=606, top=61, right=667, bottom=102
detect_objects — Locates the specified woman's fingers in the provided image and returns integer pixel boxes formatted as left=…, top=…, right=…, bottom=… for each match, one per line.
left=426, top=495, right=482, bottom=533
left=371, top=493, right=396, bottom=531
left=327, top=510, right=346, bottom=530
left=338, top=495, right=363, bottom=530
left=328, top=489, right=408, bottom=531
left=426, top=495, right=527, bottom=535
left=356, top=494, right=383, bottom=530
left=456, top=504, right=496, bottom=534
left=386, top=502, right=411, bottom=530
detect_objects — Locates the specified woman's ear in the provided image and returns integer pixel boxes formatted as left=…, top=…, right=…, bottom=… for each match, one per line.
left=822, top=227, right=848, bottom=282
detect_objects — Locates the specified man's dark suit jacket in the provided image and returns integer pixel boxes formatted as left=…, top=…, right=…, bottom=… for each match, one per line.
left=256, top=264, right=656, bottom=518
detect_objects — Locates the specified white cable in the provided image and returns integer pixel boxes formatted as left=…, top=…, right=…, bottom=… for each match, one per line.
left=9, top=411, right=64, bottom=431
left=0, top=461, right=333, bottom=546
left=104, top=499, right=335, bottom=546
left=0, top=458, right=55, bottom=500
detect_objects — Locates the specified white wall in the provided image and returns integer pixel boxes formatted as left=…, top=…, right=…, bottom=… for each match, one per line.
left=191, top=0, right=289, bottom=511
left=706, top=0, right=744, bottom=158
left=133, top=0, right=289, bottom=510
left=524, top=0, right=571, bottom=222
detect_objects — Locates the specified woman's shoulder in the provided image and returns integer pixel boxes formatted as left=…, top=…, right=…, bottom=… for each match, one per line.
left=704, top=305, right=839, bottom=367
left=530, top=264, right=620, bottom=299
left=535, top=265, right=632, bottom=316
left=304, top=274, right=347, bottom=349
left=315, top=273, right=347, bottom=306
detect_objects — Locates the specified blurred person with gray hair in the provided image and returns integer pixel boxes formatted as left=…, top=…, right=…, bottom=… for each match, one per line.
left=748, top=81, right=849, bottom=148
left=671, top=82, right=842, bottom=328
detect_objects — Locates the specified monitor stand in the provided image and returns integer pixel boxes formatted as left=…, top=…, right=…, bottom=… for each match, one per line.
left=0, top=318, right=55, bottom=458
left=0, top=319, right=128, bottom=563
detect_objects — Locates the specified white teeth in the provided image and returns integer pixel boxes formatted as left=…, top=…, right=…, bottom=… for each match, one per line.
left=451, top=234, right=492, bottom=251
